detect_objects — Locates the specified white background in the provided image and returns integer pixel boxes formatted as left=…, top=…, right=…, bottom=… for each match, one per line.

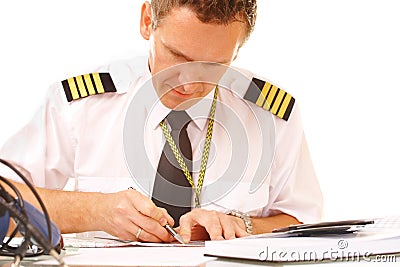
left=0, top=0, right=399, bottom=221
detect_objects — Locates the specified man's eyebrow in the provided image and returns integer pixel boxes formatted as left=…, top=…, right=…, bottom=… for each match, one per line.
left=162, top=41, right=195, bottom=61
left=162, top=40, right=231, bottom=65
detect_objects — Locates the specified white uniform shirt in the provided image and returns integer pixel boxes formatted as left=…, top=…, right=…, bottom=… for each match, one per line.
left=0, top=56, right=323, bottom=223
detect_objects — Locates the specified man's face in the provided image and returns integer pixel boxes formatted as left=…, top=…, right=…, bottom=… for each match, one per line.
left=140, top=3, right=245, bottom=109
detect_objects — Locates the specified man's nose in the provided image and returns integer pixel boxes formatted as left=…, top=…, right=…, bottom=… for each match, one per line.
left=179, top=82, right=202, bottom=94
left=177, top=69, right=203, bottom=93
left=177, top=65, right=201, bottom=81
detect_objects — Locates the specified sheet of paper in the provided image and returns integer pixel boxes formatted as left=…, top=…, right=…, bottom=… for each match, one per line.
left=35, top=246, right=215, bottom=266
left=62, top=236, right=204, bottom=248
left=204, top=230, right=400, bottom=262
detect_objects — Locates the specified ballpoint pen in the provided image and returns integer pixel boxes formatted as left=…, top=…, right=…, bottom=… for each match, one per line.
left=164, top=224, right=185, bottom=244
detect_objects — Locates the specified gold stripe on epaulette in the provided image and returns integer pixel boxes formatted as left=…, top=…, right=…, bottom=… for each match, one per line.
left=255, top=82, right=272, bottom=107
left=61, top=73, right=116, bottom=102
left=93, top=73, right=105, bottom=94
left=83, top=74, right=96, bottom=95
left=75, top=75, right=88, bottom=98
left=243, top=77, right=295, bottom=121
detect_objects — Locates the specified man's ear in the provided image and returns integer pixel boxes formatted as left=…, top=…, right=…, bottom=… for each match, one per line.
left=140, top=1, right=152, bottom=40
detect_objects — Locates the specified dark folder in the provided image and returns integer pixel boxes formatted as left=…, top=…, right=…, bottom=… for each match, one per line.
left=272, top=219, right=375, bottom=237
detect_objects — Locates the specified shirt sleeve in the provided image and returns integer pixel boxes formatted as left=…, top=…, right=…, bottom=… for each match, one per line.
left=0, top=83, right=75, bottom=189
left=261, top=103, right=324, bottom=223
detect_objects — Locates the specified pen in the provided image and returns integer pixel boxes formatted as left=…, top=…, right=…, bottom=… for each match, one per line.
left=127, top=188, right=185, bottom=244
left=164, top=224, right=185, bottom=244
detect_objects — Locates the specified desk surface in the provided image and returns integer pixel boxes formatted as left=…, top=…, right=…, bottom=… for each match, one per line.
left=1, top=246, right=399, bottom=267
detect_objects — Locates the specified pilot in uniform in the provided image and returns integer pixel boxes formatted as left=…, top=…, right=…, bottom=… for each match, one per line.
left=0, top=56, right=323, bottom=232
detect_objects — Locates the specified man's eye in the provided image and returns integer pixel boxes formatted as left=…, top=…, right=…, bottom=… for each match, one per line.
left=169, top=51, right=180, bottom=58
left=170, top=51, right=187, bottom=61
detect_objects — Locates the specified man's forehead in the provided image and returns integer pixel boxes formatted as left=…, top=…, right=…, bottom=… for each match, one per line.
left=159, top=38, right=232, bottom=65
left=156, top=7, right=246, bottom=41
left=155, top=8, right=244, bottom=63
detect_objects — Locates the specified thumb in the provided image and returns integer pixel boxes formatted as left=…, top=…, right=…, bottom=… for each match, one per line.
left=177, top=215, right=193, bottom=243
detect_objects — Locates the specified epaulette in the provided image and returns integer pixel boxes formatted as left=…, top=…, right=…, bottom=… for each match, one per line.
left=243, top=77, right=295, bottom=121
left=61, top=73, right=117, bottom=102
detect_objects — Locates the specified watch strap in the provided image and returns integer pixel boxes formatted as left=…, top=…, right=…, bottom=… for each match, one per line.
left=227, top=210, right=253, bottom=234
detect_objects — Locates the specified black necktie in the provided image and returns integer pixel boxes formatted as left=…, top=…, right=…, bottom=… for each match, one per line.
left=152, top=111, right=192, bottom=227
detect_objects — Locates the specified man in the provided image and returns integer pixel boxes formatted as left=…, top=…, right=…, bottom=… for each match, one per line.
left=0, top=0, right=322, bottom=243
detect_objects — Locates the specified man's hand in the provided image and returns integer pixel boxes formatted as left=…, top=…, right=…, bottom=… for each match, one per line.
left=6, top=180, right=176, bottom=242
left=177, top=209, right=250, bottom=243
left=95, top=189, right=174, bottom=242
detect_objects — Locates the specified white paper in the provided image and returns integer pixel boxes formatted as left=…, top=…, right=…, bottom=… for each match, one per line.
left=62, top=236, right=204, bottom=248
left=35, top=246, right=215, bottom=266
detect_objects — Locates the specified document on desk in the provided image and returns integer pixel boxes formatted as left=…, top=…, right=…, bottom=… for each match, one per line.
left=62, top=236, right=204, bottom=248
left=205, top=216, right=400, bottom=262
left=36, top=246, right=215, bottom=266
left=35, top=237, right=211, bottom=267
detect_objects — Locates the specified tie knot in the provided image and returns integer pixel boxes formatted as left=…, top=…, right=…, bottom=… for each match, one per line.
left=166, top=111, right=191, bottom=130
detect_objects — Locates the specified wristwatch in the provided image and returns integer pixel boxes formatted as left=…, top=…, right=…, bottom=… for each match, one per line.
left=227, top=210, right=253, bottom=234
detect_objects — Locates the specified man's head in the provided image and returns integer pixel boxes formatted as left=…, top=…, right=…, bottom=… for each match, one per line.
left=150, top=0, right=257, bottom=45
left=140, top=0, right=257, bottom=109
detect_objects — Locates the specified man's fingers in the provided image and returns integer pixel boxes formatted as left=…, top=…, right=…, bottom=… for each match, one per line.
left=130, top=190, right=173, bottom=225
left=200, top=211, right=224, bottom=240
left=179, top=210, right=224, bottom=242
left=133, top=227, right=163, bottom=243
left=222, top=215, right=249, bottom=239
left=234, top=225, right=250, bottom=238
left=159, top=207, right=175, bottom=227
left=132, top=193, right=162, bottom=220
left=219, top=214, right=236, bottom=240
left=178, top=213, right=195, bottom=243
left=128, top=203, right=171, bottom=242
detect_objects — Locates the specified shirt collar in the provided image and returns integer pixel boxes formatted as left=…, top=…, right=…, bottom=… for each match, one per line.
left=147, top=88, right=216, bottom=131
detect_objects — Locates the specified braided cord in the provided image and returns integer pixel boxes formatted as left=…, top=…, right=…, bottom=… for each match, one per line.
left=159, top=123, right=194, bottom=187
left=159, top=85, right=219, bottom=207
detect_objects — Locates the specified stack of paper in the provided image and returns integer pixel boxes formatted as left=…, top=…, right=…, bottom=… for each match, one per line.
left=205, top=217, right=400, bottom=262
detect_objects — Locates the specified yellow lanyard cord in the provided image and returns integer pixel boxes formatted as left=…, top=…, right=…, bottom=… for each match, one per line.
left=159, top=85, right=218, bottom=208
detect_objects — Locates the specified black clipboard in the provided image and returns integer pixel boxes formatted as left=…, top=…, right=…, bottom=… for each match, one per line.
left=272, top=219, right=375, bottom=237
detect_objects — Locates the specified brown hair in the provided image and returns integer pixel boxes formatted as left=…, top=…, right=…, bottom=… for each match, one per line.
left=150, top=0, right=257, bottom=43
